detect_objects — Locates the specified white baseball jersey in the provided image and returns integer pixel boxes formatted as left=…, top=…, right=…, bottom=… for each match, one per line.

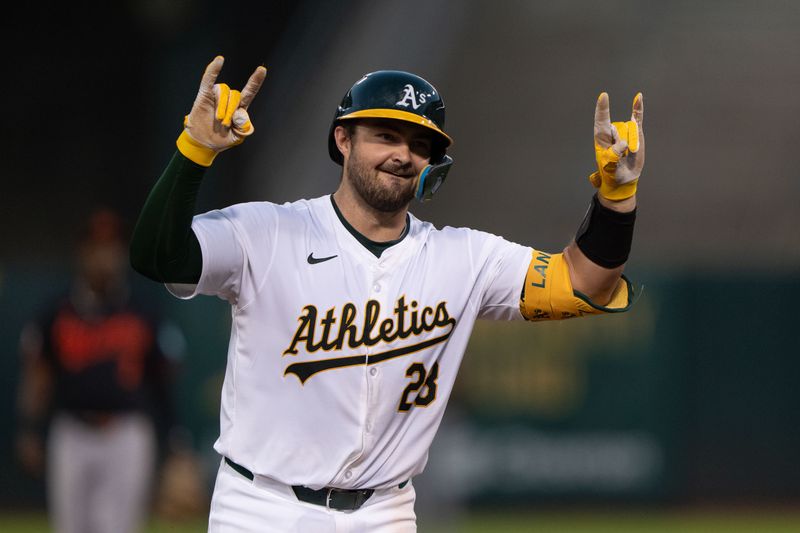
left=168, top=194, right=532, bottom=490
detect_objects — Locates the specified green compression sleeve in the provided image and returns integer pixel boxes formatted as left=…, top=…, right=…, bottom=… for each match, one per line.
left=130, top=151, right=205, bottom=283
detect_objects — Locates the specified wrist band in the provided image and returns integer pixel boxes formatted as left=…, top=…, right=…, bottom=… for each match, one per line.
left=575, top=194, right=636, bottom=268
left=176, top=130, right=218, bottom=167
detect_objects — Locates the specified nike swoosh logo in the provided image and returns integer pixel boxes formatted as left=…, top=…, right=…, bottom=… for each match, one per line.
left=307, top=253, right=338, bottom=264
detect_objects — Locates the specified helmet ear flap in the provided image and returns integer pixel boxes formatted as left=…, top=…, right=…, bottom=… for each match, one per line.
left=415, top=155, right=453, bottom=202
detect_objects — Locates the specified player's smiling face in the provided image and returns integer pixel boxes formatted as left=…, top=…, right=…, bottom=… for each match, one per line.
left=336, top=119, right=433, bottom=213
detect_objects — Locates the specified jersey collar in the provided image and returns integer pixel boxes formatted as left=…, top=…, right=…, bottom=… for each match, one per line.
left=329, top=195, right=410, bottom=258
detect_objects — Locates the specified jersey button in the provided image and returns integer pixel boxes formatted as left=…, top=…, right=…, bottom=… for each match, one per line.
left=369, top=367, right=378, bottom=377
left=345, top=470, right=353, bottom=479
left=373, top=283, right=381, bottom=292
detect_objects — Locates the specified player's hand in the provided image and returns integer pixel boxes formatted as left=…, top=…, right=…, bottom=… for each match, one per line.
left=177, top=56, right=267, bottom=166
left=589, top=92, right=645, bottom=200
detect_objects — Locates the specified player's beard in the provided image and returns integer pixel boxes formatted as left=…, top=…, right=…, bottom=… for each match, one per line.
left=346, top=148, right=417, bottom=213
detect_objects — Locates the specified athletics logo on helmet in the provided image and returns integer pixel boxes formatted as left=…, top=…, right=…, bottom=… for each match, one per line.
left=327, top=70, right=454, bottom=201
left=395, top=84, right=429, bottom=110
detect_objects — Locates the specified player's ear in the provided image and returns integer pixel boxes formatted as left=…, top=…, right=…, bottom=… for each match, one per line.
left=334, top=124, right=353, bottom=160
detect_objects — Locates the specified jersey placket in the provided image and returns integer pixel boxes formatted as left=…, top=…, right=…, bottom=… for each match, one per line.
left=334, top=258, right=390, bottom=486
left=364, top=260, right=386, bottom=435
left=334, top=228, right=415, bottom=487
left=324, top=199, right=418, bottom=487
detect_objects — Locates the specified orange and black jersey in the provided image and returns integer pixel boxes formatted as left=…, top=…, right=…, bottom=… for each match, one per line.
left=36, top=296, right=170, bottom=415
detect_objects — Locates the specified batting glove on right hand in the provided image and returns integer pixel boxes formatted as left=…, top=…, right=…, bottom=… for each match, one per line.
left=589, top=92, right=645, bottom=200
left=177, top=56, right=267, bottom=166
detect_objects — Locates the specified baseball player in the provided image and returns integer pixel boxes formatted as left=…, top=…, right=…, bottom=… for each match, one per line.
left=130, top=56, right=643, bottom=532
left=16, top=209, right=179, bottom=533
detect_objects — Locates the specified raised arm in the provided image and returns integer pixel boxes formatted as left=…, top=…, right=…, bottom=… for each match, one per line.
left=129, top=56, right=267, bottom=283
left=564, top=92, right=644, bottom=305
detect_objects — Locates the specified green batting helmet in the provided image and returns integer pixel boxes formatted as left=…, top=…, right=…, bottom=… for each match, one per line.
left=327, top=70, right=454, bottom=200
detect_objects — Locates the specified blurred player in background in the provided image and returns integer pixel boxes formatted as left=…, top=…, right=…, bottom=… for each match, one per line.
left=15, top=208, right=184, bottom=533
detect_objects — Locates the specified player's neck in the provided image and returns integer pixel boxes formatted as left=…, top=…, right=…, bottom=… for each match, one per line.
left=332, top=188, right=409, bottom=242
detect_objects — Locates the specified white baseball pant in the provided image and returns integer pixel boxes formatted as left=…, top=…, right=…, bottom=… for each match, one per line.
left=208, top=458, right=417, bottom=532
left=47, top=412, right=155, bottom=533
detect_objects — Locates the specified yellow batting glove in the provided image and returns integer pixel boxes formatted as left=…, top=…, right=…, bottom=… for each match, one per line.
left=589, top=92, right=645, bottom=201
left=177, top=56, right=267, bottom=167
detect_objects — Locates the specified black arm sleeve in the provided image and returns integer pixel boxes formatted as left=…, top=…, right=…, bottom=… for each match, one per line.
left=130, top=151, right=206, bottom=283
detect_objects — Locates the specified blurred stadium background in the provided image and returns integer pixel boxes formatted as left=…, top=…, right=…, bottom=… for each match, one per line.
left=2, top=0, right=799, bottom=531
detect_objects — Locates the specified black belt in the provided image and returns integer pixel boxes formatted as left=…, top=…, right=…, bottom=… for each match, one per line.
left=224, top=457, right=407, bottom=512
left=292, top=484, right=374, bottom=511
